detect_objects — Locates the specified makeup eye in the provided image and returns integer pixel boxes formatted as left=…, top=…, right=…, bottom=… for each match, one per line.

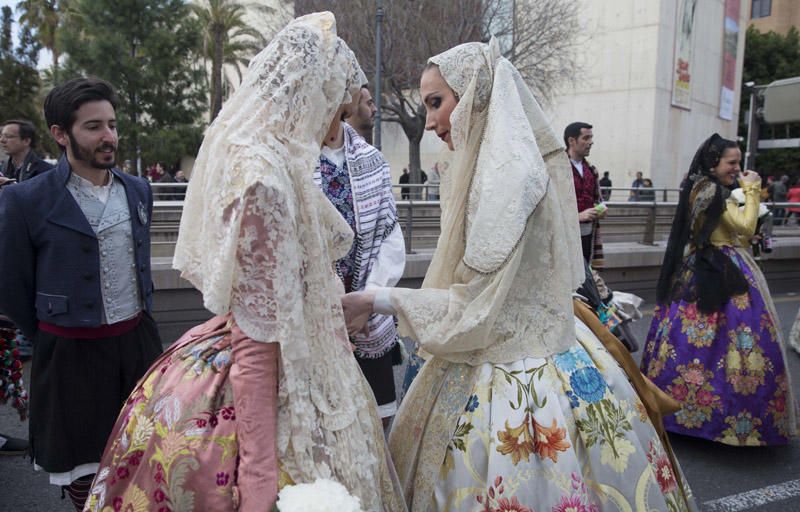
left=431, top=97, right=441, bottom=108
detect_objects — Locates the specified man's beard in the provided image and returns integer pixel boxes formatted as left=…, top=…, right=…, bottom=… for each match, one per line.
left=69, top=134, right=116, bottom=169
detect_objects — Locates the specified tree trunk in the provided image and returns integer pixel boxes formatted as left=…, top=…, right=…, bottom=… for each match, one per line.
left=405, top=106, right=425, bottom=199
left=408, top=133, right=423, bottom=198
left=210, top=26, right=224, bottom=121
left=52, top=49, right=59, bottom=83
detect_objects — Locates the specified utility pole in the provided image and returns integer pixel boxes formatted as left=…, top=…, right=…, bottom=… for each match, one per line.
left=744, top=82, right=761, bottom=171
left=374, top=0, right=384, bottom=150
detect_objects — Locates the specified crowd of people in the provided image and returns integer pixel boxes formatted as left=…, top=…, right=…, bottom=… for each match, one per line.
left=0, top=10, right=798, bottom=512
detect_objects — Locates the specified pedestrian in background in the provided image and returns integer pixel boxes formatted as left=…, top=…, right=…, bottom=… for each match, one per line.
left=629, top=170, right=644, bottom=201
left=599, top=170, right=612, bottom=201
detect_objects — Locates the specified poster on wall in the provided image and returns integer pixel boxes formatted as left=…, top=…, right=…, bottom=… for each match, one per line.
left=719, top=0, right=741, bottom=120
left=671, top=0, right=698, bottom=110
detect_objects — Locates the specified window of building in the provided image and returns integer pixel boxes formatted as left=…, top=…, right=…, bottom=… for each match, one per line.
left=752, top=0, right=772, bottom=19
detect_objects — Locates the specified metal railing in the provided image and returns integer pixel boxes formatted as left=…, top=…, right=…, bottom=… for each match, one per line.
left=150, top=182, right=800, bottom=254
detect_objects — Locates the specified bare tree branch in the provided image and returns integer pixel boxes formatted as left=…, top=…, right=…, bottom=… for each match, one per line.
left=294, top=0, right=580, bottom=177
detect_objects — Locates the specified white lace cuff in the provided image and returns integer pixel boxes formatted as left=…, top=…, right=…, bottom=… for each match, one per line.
left=373, top=287, right=396, bottom=315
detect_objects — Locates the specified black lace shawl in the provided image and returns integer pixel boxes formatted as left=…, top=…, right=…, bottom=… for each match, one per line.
left=655, top=133, right=748, bottom=314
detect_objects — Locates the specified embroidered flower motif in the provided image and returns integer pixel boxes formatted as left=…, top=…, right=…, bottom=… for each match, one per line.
left=569, top=367, right=606, bottom=403
left=767, top=374, right=790, bottom=437
left=216, top=472, right=229, bottom=486
left=554, top=347, right=591, bottom=372
left=731, top=293, right=749, bottom=310
left=599, top=438, right=635, bottom=473
left=496, top=418, right=534, bottom=465
left=721, top=324, right=772, bottom=396
left=153, top=489, right=167, bottom=503
left=716, top=410, right=764, bottom=446
left=670, top=359, right=722, bottom=429
left=532, top=418, right=571, bottom=463
left=635, top=401, right=649, bottom=423
left=495, top=496, right=533, bottom=512
left=477, top=475, right=533, bottom=512
left=465, top=394, right=480, bottom=412
left=552, top=494, right=589, bottom=512
left=734, top=325, right=755, bottom=350
left=671, top=384, right=688, bottom=402
left=565, top=390, right=580, bottom=409
left=679, top=303, right=719, bottom=348
left=645, top=439, right=677, bottom=494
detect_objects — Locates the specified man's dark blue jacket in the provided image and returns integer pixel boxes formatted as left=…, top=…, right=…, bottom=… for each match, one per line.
left=0, top=157, right=154, bottom=338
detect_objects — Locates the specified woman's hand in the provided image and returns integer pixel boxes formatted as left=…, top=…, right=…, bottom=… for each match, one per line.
left=740, top=169, right=759, bottom=185
left=341, top=291, right=375, bottom=337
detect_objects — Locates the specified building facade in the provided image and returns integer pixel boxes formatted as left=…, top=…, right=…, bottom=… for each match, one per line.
left=546, top=0, right=749, bottom=192
left=749, top=0, right=800, bottom=35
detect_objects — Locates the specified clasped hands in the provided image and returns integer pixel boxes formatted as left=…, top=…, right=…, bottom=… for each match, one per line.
left=340, top=290, right=375, bottom=337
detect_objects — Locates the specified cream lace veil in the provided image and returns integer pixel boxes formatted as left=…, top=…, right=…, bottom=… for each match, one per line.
left=173, top=13, right=395, bottom=508
left=175, top=11, right=364, bottom=305
left=424, top=39, right=583, bottom=299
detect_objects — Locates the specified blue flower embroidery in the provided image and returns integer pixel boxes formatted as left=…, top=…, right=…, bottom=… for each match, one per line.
left=465, top=394, right=480, bottom=412
left=735, top=414, right=754, bottom=435
left=569, top=367, right=606, bottom=403
left=566, top=390, right=580, bottom=408
left=735, top=327, right=754, bottom=350
left=554, top=350, right=579, bottom=372
left=554, top=347, right=593, bottom=372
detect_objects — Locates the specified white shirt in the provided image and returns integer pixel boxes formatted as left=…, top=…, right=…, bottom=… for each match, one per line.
left=571, top=159, right=585, bottom=178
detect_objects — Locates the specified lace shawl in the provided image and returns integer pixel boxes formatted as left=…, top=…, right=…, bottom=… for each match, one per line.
left=172, top=13, right=401, bottom=510
left=390, top=40, right=584, bottom=364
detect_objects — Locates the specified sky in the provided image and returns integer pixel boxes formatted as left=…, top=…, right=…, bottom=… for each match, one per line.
left=1, top=0, right=54, bottom=69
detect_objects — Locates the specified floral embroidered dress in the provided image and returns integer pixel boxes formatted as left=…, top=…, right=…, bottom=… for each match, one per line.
left=85, top=13, right=406, bottom=512
left=641, top=180, right=798, bottom=445
left=391, top=318, right=694, bottom=512
left=377, top=40, right=696, bottom=512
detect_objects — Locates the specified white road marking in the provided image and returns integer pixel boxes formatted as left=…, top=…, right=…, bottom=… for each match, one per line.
left=702, top=479, right=800, bottom=512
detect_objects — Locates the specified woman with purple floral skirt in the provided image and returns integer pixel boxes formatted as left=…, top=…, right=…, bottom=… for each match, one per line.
left=641, top=134, right=798, bottom=446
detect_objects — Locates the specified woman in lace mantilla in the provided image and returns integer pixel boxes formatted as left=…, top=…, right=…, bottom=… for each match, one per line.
left=641, top=134, right=798, bottom=446
left=84, top=13, right=405, bottom=512
left=342, top=40, right=697, bottom=512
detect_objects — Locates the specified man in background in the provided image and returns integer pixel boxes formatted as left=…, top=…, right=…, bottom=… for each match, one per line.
left=346, top=85, right=378, bottom=144
left=0, top=120, right=53, bottom=186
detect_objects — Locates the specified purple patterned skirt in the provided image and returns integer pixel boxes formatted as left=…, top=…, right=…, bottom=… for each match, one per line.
left=641, top=246, right=797, bottom=446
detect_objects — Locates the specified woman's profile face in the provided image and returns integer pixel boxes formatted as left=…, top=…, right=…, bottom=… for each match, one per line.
left=420, top=66, right=458, bottom=151
left=711, top=147, right=742, bottom=186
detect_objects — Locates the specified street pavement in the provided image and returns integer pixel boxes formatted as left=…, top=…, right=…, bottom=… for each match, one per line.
left=1, top=294, right=799, bottom=511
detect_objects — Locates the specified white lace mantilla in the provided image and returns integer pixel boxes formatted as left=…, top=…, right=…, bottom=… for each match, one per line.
left=390, top=40, right=584, bottom=365
left=172, top=13, right=398, bottom=510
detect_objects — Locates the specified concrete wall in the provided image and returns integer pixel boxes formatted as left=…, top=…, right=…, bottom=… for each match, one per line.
left=152, top=237, right=800, bottom=343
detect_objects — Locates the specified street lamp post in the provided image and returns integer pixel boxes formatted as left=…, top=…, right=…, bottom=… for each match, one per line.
left=744, top=81, right=762, bottom=171
left=374, top=0, right=384, bottom=150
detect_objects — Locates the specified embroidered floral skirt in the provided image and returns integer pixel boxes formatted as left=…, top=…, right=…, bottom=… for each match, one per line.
left=83, top=318, right=302, bottom=512
left=389, top=319, right=696, bottom=512
left=641, top=246, right=798, bottom=446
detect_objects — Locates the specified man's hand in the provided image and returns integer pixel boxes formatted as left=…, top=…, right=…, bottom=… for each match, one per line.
left=0, top=177, right=16, bottom=187
left=341, top=291, right=374, bottom=337
left=578, top=208, right=598, bottom=223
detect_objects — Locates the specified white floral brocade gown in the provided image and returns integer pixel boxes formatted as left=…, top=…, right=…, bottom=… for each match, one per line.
left=389, top=318, right=697, bottom=512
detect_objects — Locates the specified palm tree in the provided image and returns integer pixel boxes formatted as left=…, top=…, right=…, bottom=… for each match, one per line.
left=16, top=0, right=61, bottom=82
left=191, top=0, right=267, bottom=121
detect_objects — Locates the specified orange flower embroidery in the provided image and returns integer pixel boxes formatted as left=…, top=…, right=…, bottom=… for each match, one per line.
left=496, top=418, right=534, bottom=465
left=533, top=418, right=571, bottom=463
